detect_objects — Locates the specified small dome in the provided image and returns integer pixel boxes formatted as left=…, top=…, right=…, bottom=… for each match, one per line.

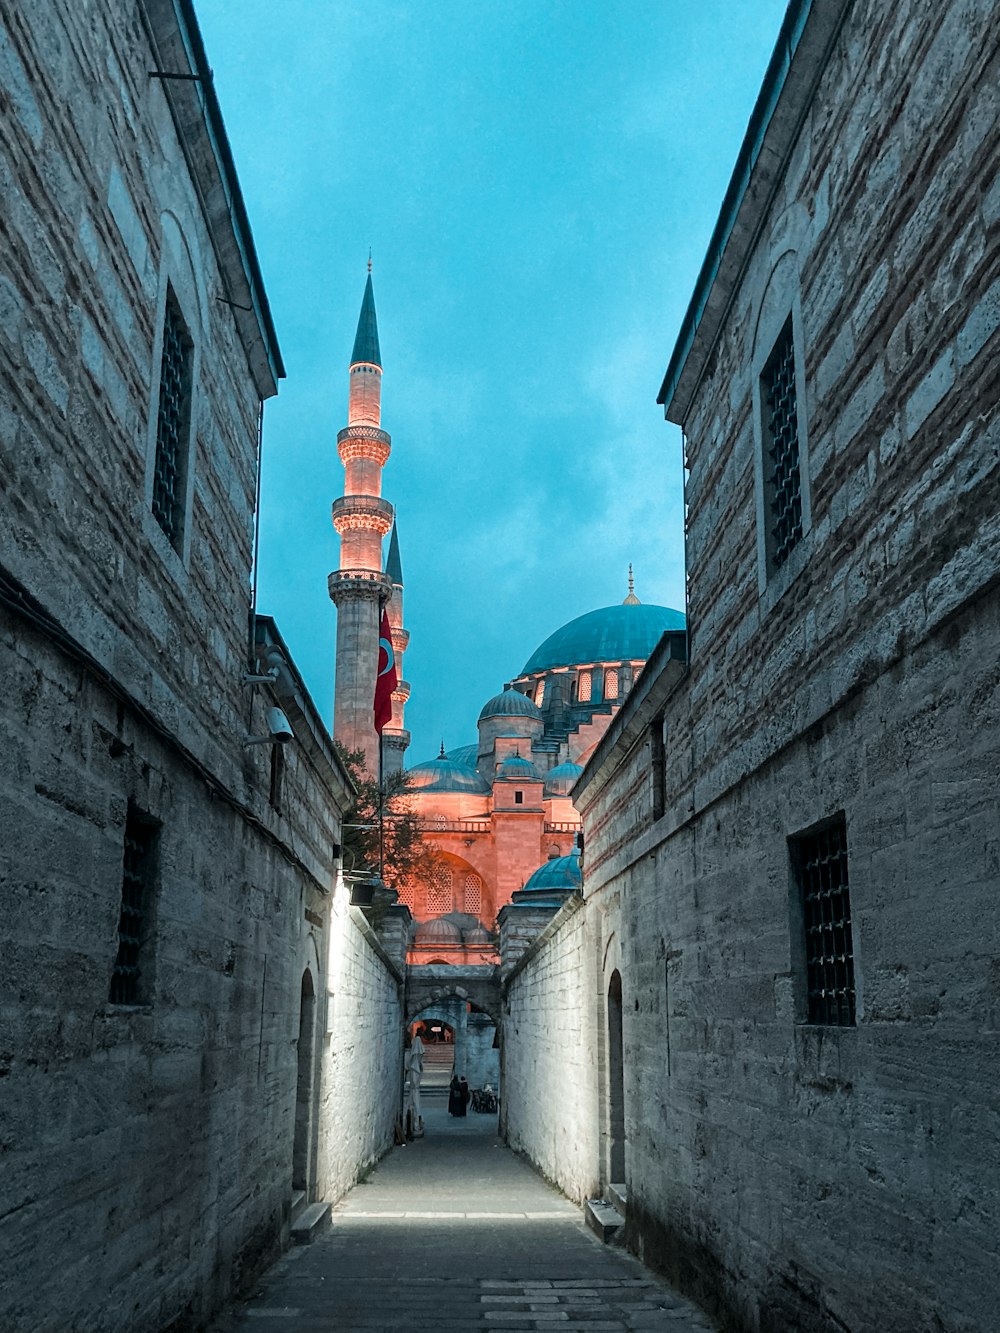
left=521, top=603, right=686, bottom=675
left=478, top=688, right=542, bottom=723
left=463, top=924, right=491, bottom=946
left=521, top=852, right=583, bottom=894
left=414, top=917, right=462, bottom=945
left=497, top=752, right=541, bottom=781
left=543, top=762, right=583, bottom=797
left=407, top=754, right=490, bottom=794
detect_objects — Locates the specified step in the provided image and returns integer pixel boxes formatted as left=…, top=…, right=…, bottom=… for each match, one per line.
left=290, top=1189, right=307, bottom=1223
left=290, top=1201, right=331, bottom=1245
left=607, top=1181, right=627, bottom=1215
left=585, top=1198, right=624, bottom=1244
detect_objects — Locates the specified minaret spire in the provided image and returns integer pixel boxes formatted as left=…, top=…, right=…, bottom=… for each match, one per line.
left=328, top=269, right=408, bottom=773
left=382, top=519, right=411, bottom=775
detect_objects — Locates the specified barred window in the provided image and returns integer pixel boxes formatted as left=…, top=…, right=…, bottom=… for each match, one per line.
left=427, top=864, right=453, bottom=914
left=396, top=876, right=416, bottom=910
left=578, top=671, right=592, bottom=703
left=110, top=807, right=159, bottom=1005
left=762, top=319, right=803, bottom=569
left=604, top=668, right=619, bottom=701
left=151, top=291, right=193, bottom=549
left=463, top=873, right=482, bottom=915
left=791, top=817, right=855, bottom=1026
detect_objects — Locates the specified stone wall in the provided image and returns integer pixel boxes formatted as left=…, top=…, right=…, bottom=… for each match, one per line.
left=0, top=3, right=404, bottom=1330
left=501, top=898, right=601, bottom=1204
left=505, top=2, right=1000, bottom=1330
left=320, top=895, right=405, bottom=1197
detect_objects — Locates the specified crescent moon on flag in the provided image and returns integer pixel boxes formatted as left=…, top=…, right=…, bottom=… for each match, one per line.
left=378, top=637, right=395, bottom=677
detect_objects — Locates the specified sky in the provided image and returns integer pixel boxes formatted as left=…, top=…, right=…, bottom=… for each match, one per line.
left=196, top=0, right=789, bottom=765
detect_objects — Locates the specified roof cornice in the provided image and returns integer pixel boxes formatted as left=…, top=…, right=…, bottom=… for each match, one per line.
left=657, top=0, right=853, bottom=425
left=139, top=0, right=285, bottom=398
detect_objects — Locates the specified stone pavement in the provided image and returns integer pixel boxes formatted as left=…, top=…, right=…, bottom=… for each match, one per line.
left=210, top=1106, right=716, bottom=1332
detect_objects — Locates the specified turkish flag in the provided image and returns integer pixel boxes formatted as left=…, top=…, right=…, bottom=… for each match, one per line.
left=374, top=605, right=397, bottom=734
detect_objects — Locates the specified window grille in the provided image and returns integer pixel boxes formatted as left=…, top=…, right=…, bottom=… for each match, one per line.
left=763, top=320, right=803, bottom=568
left=110, top=809, right=158, bottom=1005
left=792, top=818, right=855, bottom=1026
left=463, top=873, right=482, bottom=915
left=427, top=864, right=452, bottom=914
left=397, top=876, right=416, bottom=910
left=604, top=669, right=619, bottom=701
left=578, top=671, right=592, bottom=703
left=151, top=292, right=192, bottom=548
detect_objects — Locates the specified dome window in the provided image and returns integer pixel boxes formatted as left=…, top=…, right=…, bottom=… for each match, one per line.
left=535, top=680, right=545, bottom=706
left=578, top=670, right=592, bottom=703
left=604, top=668, right=620, bottom=700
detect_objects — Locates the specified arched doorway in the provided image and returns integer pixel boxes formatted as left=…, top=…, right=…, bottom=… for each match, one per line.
left=293, top=969, right=317, bottom=1195
left=607, top=969, right=625, bottom=1185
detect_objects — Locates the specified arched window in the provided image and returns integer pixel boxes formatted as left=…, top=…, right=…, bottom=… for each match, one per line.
left=604, top=668, right=619, bottom=701
left=535, top=679, right=545, bottom=706
left=578, top=670, right=592, bottom=703
left=396, top=876, right=416, bottom=909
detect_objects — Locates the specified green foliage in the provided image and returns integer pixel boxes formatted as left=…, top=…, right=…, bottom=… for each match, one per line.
left=335, top=743, right=439, bottom=895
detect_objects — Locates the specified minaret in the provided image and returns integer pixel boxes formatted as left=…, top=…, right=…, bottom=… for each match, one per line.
left=328, top=267, right=395, bottom=773
left=381, top=520, right=411, bottom=775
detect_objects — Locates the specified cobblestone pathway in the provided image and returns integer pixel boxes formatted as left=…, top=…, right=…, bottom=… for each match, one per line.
left=212, top=1107, right=715, bottom=1332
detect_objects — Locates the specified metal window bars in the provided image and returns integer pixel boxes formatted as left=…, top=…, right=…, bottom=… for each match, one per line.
left=764, top=322, right=803, bottom=568
left=796, top=819, right=855, bottom=1026
left=151, top=294, right=191, bottom=547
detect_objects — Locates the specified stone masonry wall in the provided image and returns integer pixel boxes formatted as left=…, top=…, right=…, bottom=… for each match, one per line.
left=320, top=894, right=404, bottom=1197
left=0, top=3, right=404, bottom=1329
left=511, top=2, right=1000, bottom=1331
left=502, top=899, right=601, bottom=1204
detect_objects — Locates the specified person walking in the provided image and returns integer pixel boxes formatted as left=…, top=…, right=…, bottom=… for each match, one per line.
left=459, top=1076, right=470, bottom=1117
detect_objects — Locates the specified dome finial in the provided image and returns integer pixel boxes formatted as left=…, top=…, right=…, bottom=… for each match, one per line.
left=623, top=562, right=641, bottom=605
left=367, top=246, right=372, bottom=274
left=438, top=740, right=446, bottom=758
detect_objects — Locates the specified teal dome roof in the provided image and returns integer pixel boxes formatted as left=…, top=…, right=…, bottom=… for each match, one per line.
left=522, top=853, right=583, bottom=894
left=445, top=743, right=478, bottom=769
left=497, top=753, right=541, bottom=781
left=521, top=603, right=685, bottom=675
left=543, top=762, right=583, bottom=797
left=479, top=688, right=542, bottom=723
left=407, top=754, right=489, bottom=794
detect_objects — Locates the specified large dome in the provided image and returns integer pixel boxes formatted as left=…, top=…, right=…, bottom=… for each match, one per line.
left=407, top=753, right=490, bottom=794
left=521, top=853, right=583, bottom=894
left=520, top=603, right=685, bottom=675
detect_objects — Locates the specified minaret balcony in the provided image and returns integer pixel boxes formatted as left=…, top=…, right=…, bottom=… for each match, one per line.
left=391, top=680, right=411, bottom=704
left=337, top=424, right=391, bottom=467
left=331, top=494, right=394, bottom=536
left=328, top=568, right=393, bottom=602
left=390, top=627, right=410, bottom=653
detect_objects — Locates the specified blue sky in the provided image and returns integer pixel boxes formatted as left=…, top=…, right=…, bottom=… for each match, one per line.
left=197, top=0, right=789, bottom=765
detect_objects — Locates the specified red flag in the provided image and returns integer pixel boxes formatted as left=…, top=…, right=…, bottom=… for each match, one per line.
left=374, top=606, right=397, bottom=734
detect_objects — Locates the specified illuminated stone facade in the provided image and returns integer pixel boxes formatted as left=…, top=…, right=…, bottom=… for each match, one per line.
left=400, top=590, right=685, bottom=964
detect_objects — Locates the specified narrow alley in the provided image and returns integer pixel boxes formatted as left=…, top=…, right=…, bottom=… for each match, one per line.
left=211, top=1107, right=715, bottom=1333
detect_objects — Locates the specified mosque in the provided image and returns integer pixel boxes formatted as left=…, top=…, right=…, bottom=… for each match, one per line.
left=329, top=270, right=685, bottom=966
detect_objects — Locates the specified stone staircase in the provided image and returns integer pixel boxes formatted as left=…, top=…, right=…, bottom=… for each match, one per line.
left=419, top=1044, right=455, bottom=1102
left=585, top=1182, right=626, bottom=1244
